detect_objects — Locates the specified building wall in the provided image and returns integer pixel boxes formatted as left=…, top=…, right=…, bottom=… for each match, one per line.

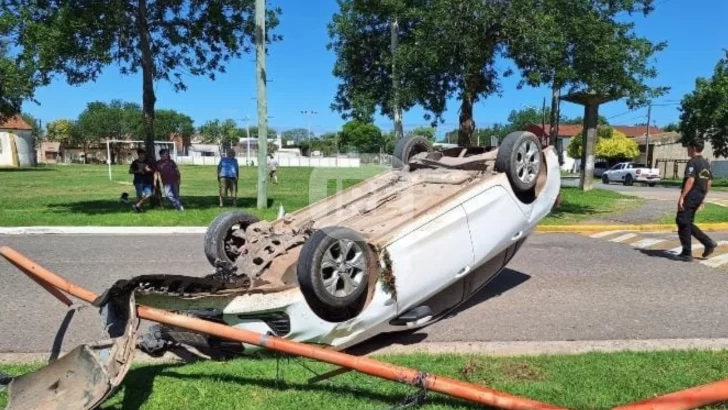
left=652, top=140, right=716, bottom=179
left=0, top=130, right=35, bottom=167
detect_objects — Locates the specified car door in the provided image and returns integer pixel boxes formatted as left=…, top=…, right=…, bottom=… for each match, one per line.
left=384, top=204, right=475, bottom=315
left=608, top=163, right=623, bottom=181
left=460, top=185, right=528, bottom=296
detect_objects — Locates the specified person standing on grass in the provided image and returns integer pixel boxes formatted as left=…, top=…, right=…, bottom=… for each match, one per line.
left=267, top=153, right=278, bottom=184
left=675, top=140, right=717, bottom=262
left=218, top=149, right=239, bottom=207
left=156, top=148, right=184, bottom=211
left=128, top=148, right=156, bottom=213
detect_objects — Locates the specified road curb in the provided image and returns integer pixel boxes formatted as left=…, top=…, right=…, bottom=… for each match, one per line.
left=4, top=339, right=728, bottom=364
left=536, top=223, right=728, bottom=233
left=0, top=227, right=207, bottom=235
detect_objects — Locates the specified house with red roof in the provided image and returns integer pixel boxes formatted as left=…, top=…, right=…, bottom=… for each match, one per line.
left=0, top=115, right=35, bottom=167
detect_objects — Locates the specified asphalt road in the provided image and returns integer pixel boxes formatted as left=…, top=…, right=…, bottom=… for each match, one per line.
left=2, top=232, right=728, bottom=354
left=562, top=177, right=728, bottom=201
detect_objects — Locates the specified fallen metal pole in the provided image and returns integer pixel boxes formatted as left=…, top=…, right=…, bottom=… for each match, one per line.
left=613, top=379, right=728, bottom=410
left=0, top=246, right=564, bottom=410
left=5, top=246, right=728, bottom=410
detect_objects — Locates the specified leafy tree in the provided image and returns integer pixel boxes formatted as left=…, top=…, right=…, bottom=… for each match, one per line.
left=155, top=109, right=195, bottom=149
left=595, top=128, right=640, bottom=161
left=3, top=0, right=283, bottom=161
left=567, top=127, right=639, bottom=162
left=562, top=115, right=609, bottom=126
left=328, top=0, right=511, bottom=147
left=505, top=0, right=668, bottom=116
left=75, top=100, right=143, bottom=163
left=198, top=119, right=244, bottom=149
left=339, top=120, right=384, bottom=153
left=247, top=126, right=277, bottom=140
left=0, top=36, right=39, bottom=120
left=678, top=50, right=728, bottom=157
left=663, top=122, right=679, bottom=132
left=21, top=113, right=42, bottom=140
left=45, top=120, right=76, bottom=143
left=406, top=126, right=435, bottom=141
left=282, top=128, right=314, bottom=145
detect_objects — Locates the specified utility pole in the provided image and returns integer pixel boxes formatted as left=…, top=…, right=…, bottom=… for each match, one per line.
left=391, top=16, right=404, bottom=139
left=645, top=104, right=652, bottom=167
left=255, top=0, right=267, bottom=210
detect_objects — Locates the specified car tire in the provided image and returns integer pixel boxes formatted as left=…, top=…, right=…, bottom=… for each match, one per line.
left=393, top=135, right=433, bottom=169
left=495, top=131, right=543, bottom=193
left=602, top=174, right=609, bottom=184
left=624, top=174, right=633, bottom=186
left=204, top=211, right=261, bottom=267
left=297, top=226, right=372, bottom=323
left=648, top=182, right=656, bottom=187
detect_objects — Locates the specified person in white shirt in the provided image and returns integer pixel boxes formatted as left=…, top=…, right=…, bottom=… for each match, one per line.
left=267, top=153, right=278, bottom=185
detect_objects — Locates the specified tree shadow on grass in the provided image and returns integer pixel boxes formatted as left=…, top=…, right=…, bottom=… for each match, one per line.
left=546, top=203, right=600, bottom=220
left=46, top=196, right=274, bottom=215
left=0, top=167, right=55, bottom=172
left=105, top=361, right=492, bottom=410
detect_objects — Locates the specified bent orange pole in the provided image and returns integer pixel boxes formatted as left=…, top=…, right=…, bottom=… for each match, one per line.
left=0, top=246, right=564, bottom=410
left=613, top=379, right=728, bottom=410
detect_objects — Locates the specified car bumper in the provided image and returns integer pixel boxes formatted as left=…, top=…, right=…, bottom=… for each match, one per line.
left=635, top=176, right=661, bottom=183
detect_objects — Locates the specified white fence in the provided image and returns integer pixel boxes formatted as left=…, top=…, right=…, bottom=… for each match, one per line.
left=174, top=155, right=361, bottom=168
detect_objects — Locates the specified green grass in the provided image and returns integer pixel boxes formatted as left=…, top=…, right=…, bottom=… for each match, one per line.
left=541, top=187, right=645, bottom=225
left=660, top=178, right=728, bottom=192
left=656, top=203, right=728, bottom=224
left=3, top=350, right=728, bottom=409
left=0, top=164, right=386, bottom=226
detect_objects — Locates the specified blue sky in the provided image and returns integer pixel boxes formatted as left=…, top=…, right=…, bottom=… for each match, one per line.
left=21, top=0, right=727, bottom=139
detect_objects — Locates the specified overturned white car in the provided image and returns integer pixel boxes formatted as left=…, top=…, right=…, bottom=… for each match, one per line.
left=136, top=131, right=561, bottom=355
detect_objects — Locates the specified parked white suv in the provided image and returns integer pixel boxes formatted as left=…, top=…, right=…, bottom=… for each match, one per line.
left=602, top=162, right=661, bottom=187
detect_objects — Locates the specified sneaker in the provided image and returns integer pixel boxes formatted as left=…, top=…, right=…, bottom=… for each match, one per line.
left=702, top=242, right=717, bottom=258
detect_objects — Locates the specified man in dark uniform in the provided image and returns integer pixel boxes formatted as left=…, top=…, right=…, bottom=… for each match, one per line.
left=675, top=140, right=717, bottom=262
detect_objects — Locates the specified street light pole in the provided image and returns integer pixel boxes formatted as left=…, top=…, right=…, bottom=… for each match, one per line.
left=301, top=110, right=317, bottom=163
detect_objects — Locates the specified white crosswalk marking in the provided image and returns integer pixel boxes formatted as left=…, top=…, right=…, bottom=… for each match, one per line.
left=610, top=233, right=638, bottom=243
left=590, top=230, right=623, bottom=239
left=630, top=238, right=667, bottom=249
left=666, top=241, right=728, bottom=255
left=666, top=244, right=704, bottom=254
left=702, top=253, right=728, bottom=268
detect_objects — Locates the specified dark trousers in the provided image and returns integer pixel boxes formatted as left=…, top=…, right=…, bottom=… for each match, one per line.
left=676, top=192, right=713, bottom=255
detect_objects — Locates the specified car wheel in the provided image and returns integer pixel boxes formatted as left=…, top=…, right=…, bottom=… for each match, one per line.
left=204, top=211, right=261, bottom=267
left=393, top=135, right=433, bottom=169
left=297, top=226, right=372, bottom=322
left=624, top=174, right=633, bottom=186
left=495, top=131, right=543, bottom=193
left=602, top=174, right=609, bottom=184
left=648, top=182, right=656, bottom=187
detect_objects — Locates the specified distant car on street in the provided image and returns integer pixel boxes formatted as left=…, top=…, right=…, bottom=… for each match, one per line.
left=601, top=162, right=661, bottom=187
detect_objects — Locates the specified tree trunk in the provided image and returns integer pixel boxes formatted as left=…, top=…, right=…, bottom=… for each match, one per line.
left=549, top=85, right=565, bottom=166
left=458, top=95, right=475, bottom=147
left=579, top=103, right=598, bottom=192
left=137, top=0, right=156, bottom=161
left=390, top=17, right=404, bottom=139
left=548, top=86, right=560, bottom=147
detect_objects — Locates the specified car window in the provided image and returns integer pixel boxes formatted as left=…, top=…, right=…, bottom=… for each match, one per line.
left=632, top=164, right=646, bottom=168
left=609, top=164, right=622, bottom=170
